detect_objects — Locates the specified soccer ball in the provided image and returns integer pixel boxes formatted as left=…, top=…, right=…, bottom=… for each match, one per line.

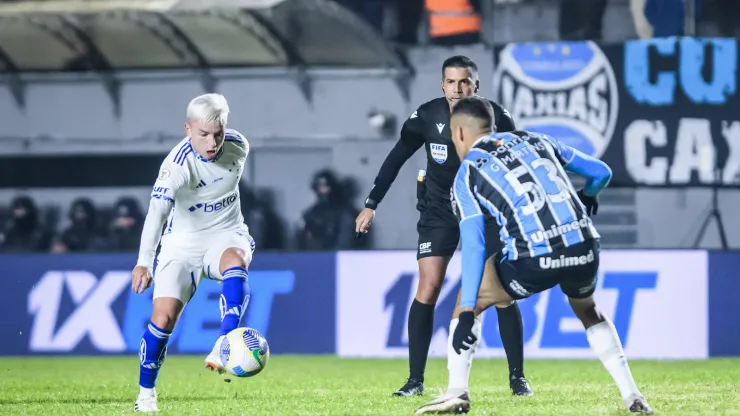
left=220, top=327, right=270, bottom=377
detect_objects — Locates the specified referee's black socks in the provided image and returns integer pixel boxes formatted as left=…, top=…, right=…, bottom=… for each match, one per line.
left=407, top=299, right=524, bottom=382
left=408, top=299, right=435, bottom=381
left=497, top=302, right=525, bottom=380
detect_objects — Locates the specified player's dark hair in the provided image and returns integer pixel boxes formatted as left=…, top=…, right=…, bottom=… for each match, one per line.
left=442, top=55, right=478, bottom=78
left=451, top=96, right=495, bottom=130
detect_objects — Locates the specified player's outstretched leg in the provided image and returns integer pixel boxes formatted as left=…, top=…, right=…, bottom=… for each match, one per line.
left=205, top=247, right=251, bottom=373
left=415, top=313, right=481, bottom=414
left=417, top=258, right=513, bottom=414
left=393, top=256, right=450, bottom=397
left=494, top=301, right=532, bottom=396
left=136, top=297, right=184, bottom=413
left=569, top=296, right=653, bottom=414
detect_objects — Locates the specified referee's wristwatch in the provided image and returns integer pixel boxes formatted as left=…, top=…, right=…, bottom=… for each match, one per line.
left=364, top=197, right=378, bottom=210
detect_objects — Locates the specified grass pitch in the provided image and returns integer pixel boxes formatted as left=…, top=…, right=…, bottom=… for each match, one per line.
left=1, top=356, right=738, bottom=415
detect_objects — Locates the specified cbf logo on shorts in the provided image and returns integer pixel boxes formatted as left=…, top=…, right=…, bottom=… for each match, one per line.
left=492, top=42, right=618, bottom=158
left=430, top=144, right=447, bottom=163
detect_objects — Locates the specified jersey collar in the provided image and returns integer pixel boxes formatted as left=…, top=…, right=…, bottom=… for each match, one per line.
left=471, top=133, right=493, bottom=148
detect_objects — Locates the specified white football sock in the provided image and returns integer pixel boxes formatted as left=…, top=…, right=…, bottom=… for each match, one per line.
left=586, top=319, right=642, bottom=401
left=447, top=317, right=482, bottom=391
left=138, top=386, right=154, bottom=397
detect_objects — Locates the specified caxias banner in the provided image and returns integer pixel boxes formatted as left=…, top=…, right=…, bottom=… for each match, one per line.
left=492, top=38, right=740, bottom=187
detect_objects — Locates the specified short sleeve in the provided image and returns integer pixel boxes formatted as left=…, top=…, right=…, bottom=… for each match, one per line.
left=151, top=160, right=190, bottom=203
left=225, top=129, right=250, bottom=163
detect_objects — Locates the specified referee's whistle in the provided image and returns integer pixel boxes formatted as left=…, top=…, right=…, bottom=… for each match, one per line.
left=417, top=170, right=426, bottom=182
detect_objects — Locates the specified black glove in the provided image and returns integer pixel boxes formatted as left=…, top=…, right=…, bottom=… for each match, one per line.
left=452, top=311, right=477, bottom=354
left=577, top=189, right=599, bottom=216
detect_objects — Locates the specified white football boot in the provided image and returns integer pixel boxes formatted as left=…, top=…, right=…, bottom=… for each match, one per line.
left=416, top=389, right=471, bottom=414
left=134, top=388, right=159, bottom=413
left=626, top=394, right=654, bottom=414
left=205, top=334, right=226, bottom=374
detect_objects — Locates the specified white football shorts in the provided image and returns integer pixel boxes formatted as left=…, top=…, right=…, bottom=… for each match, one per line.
left=152, top=226, right=255, bottom=302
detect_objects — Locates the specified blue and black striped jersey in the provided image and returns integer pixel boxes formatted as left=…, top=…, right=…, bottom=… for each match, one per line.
left=453, top=130, right=607, bottom=261
left=453, top=130, right=612, bottom=308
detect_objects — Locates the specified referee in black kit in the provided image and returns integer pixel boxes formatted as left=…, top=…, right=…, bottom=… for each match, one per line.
left=355, top=56, right=533, bottom=397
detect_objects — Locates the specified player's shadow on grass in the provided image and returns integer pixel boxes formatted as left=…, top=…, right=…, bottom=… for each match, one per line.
left=0, top=395, right=222, bottom=406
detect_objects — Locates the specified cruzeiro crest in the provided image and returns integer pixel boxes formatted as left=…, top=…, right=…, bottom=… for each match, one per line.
left=492, top=41, right=618, bottom=158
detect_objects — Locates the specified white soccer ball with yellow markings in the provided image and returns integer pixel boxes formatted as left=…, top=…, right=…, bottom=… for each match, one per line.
left=220, top=327, right=270, bottom=377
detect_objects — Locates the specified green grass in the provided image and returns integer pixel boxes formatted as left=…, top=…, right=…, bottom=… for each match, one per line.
left=1, top=356, right=739, bottom=415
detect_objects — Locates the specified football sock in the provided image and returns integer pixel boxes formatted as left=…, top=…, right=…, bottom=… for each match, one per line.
left=220, top=267, right=251, bottom=336
left=586, top=319, right=642, bottom=401
left=447, top=317, right=482, bottom=390
left=496, top=302, right=525, bottom=380
left=139, top=321, right=171, bottom=390
left=408, top=299, right=435, bottom=381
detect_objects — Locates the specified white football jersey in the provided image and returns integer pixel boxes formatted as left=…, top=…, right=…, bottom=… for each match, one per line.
left=151, top=129, right=249, bottom=235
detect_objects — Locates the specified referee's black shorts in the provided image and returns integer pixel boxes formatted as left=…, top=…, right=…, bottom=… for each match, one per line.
left=415, top=195, right=500, bottom=261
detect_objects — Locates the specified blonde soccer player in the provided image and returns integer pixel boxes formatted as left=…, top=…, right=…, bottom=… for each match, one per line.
left=131, top=93, right=255, bottom=412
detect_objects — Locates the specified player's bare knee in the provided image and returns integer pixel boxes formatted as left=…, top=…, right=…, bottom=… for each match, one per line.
left=151, top=314, right=177, bottom=332
left=494, top=300, right=515, bottom=308
left=150, top=309, right=179, bottom=332
left=471, top=291, right=497, bottom=313
left=416, top=278, right=443, bottom=304
left=473, top=301, right=494, bottom=315
left=151, top=297, right=184, bottom=331
left=219, top=247, right=248, bottom=275
left=416, top=256, right=450, bottom=304
left=568, top=296, right=604, bottom=329
left=416, top=267, right=444, bottom=303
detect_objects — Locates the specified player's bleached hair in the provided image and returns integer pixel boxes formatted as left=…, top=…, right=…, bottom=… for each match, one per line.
left=187, top=93, right=229, bottom=126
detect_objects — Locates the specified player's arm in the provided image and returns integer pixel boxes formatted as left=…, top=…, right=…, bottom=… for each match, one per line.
left=543, top=135, right=612, bottom=196
left=454, top=161, right=487, bottom=311
left=364, top=112, right=426, bottom=209
left=135, top=162, right=189, bottom=273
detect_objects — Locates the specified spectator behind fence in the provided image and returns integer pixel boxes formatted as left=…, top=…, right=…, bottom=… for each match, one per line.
left=297, top=169, right=368, bottom=250
left=393, top=0, right=424, bottom=44
left=104, top=197, right=145, bottom=252
left=559, top=0, right=607, bottom=40
left=52, top=198, right=106, bottom=253
left=239, top=184, right=286, bottom=251
left=713, top=0, right=739, bottom=37
left=0, top=196, right=52, bottom=253
left=427, top=0, right=481, bottom=46
left=631, top=0, right=702, bottom=38
left=337, top=0, right=386, bottom=32
left=337, top=0, right=425, bottom=45
left=254, top=188, right=287, bottom=250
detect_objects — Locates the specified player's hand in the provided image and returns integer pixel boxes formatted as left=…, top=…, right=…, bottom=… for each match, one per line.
left=131, top=265, right=153, bottom=294
left=355, top=208, right=375, bottom=236
left=577, top=189, right=599, bottom=216
left=452, top=311, right=477, bottom=354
